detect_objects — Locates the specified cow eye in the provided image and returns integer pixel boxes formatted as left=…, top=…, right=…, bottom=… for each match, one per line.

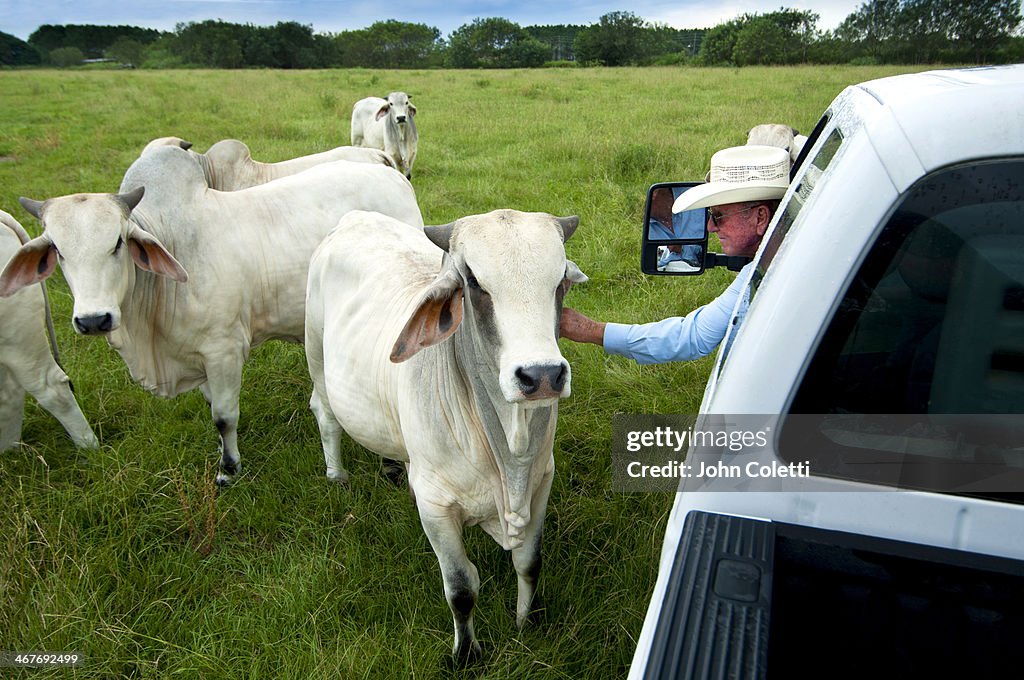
left=467, top=274, right=481, bottom=290
left=113, top=236, right=123, bottom=255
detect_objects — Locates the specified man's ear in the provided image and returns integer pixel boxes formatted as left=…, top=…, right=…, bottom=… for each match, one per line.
left=390, top=270, right=463, bottom=363
left=0, top=235, right=57, bottom=297
left=126, top=223, right=189, bottom=283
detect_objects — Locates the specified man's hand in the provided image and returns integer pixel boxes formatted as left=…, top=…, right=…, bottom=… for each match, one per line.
left=559, top=307, right=606, bottom=346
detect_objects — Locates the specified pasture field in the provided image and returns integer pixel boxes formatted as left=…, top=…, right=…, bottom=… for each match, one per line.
left=0, top=65, right=926, bottom=678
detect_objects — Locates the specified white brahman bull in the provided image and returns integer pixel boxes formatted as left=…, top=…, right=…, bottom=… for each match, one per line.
left=305, top=209, right=587, bottom=662
left=350, top=92, right=418, bottom=179
left=0, top=145, right=423, bottom=485
left=0, top=210, right=97, bottom=451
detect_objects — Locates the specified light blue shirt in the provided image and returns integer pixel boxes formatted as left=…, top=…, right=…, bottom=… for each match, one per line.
left=603, top=262, right=754, bottom=364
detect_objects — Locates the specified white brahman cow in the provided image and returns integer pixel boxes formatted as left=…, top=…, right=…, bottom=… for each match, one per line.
left=746, top=123, right=807, bottom=162
left=199, top=139, right=394, bottom=191
left=305, top=208, right=587, bottom=662
left=350, top=92, right=418, bottom=179
left=138, top=137, right=393, bottom=191
left=0, top=145, right=423, bottom=485
left=0, top=209, right=97, bottom=451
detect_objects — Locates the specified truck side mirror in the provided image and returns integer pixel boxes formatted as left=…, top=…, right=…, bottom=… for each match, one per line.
left=641, top=182, right=708, bottom=276
left=641, top=182, right=752, bottom=275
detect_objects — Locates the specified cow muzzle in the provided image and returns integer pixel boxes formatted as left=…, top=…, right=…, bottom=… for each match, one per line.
left=512, top=361, right=569, bottom=401
left=74, top=312, right=116, bottom=335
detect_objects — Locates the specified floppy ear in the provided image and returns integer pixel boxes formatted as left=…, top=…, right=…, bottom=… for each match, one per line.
left=408, top=103, right=417, bottom=117
left=560, top=259, right=588, bottom=297
left=390, top=270, right=463, bottom=363
left=0, top=235, right=57, bottom=297
left=126, top=223, right=189, bottom=283
left=375, top=103, right=391, bottom=121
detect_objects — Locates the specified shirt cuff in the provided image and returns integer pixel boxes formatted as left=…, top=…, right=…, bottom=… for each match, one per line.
left=602, top=322, right=631, bottom=356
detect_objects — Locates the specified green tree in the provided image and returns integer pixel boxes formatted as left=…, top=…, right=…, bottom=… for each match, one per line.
left=0, top=31, right=42, bottom=65
left=338, top=20, right=442, bottom=68
left=106, top=37, right=145, bottom=66
left=733, top=17, right=790, bottom=65
left=942, top=0, right=1022, bottom=62
left=50, top=46, right=84, bottom=67
left=573, top=11, right=656, bottom=65
left=446, top=17, right=548, bottom=68
left=698, top=19, right=744, bottom=65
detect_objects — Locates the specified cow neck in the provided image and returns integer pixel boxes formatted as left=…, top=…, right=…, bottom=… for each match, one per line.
left=450, top=312, right=556, bottom=549
left=108, top=213, right=186, bottom=397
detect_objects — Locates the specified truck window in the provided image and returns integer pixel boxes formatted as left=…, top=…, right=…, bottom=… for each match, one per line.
left=782, top=159, right=1024, bottom=494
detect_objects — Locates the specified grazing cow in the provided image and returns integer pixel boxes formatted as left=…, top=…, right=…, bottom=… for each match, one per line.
left=351, top=92, right=418, bottom=179
left=0, top=210, right=98, bottom=451
left=0, top=145, right=423, bottom=485
left=746, top=123, right=805, bottom=162
left=305, top=209, right=587, bottom=661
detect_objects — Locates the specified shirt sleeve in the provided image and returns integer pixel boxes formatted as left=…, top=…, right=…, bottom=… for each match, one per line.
left=602, top=265, right=751, bottom=364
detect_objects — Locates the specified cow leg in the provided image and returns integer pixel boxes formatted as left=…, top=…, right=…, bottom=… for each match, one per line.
left=0, top=366, right=26, bottom=451
left=204, top=357, right=244, bottom=486
left=511, top=466, right=553, bottom=629
left=309, top=388, right=347, bottom=484
left=417, top=500, right=482, bottom=664
left=6, top=360, right=97, bottom=450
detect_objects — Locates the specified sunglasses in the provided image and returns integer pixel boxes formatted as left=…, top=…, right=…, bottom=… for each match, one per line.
left=707, top=205, right=760, bottom=226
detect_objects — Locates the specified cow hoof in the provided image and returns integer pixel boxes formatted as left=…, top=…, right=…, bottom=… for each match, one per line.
left=326, top=470, right=350, bottom=485
left=449, top=640, right=482, bottom=668
left=215, top=472, right=234, bottom=487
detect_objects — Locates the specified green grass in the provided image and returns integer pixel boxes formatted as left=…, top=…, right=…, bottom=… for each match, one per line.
left=0, top=65, right=928, bottom=678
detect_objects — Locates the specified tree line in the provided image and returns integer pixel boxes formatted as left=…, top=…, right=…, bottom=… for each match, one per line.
left=2, top=1, right=1021, bottom=69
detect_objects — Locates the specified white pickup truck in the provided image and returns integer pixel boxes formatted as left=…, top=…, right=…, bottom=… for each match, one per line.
left=627, top=65, right=1024, bottom=679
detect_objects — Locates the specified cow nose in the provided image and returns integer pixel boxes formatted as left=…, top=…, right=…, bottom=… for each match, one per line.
left=74, top=313, right=113, bottom=335
left=396, top=115, right=406, bottom=123
left=515, top=363, right=568, bottom=397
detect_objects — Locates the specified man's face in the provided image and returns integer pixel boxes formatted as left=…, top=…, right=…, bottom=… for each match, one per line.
left=707, top=201, right=768, bottom=258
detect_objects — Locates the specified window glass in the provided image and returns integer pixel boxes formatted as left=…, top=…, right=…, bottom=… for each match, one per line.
left=782, top=159, right=1024, bottom=496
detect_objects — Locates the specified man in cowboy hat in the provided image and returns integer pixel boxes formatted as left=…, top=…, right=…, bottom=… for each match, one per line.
left=560, top=144, right=790, bottom=363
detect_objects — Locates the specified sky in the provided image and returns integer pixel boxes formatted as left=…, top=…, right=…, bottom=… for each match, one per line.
left=2, top=1, right=865, bottom=42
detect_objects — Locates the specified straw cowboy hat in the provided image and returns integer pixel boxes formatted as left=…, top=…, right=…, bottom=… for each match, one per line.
left=672, top=145, right=791, bottom=214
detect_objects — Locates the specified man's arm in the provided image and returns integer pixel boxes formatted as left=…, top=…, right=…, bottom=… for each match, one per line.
left=560, top=307, right=606, bottom=345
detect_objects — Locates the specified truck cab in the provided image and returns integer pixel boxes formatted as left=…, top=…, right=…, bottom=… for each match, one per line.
left=628, top=66, right=1024, bottom=679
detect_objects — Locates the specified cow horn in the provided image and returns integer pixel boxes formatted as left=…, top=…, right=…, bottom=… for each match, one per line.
left=557, top=216, right=580, bottom=242
left=18, top=197, right=45, bottom=220
left=116, top=186, right=146, bottom=212
left=424, top=223, right=455, bottom=252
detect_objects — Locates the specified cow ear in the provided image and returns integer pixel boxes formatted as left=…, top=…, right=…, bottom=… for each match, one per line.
left=408, top=103, right=417, bottom=116
left=126, top=224, right=189, bottom=283
left=375, top=103, right=391, bottom=121
left=390, top=272, right=463, bottom=363
left=560, top=259, right=588, bottom=297
left=0, top=235, right=57, bottom=297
